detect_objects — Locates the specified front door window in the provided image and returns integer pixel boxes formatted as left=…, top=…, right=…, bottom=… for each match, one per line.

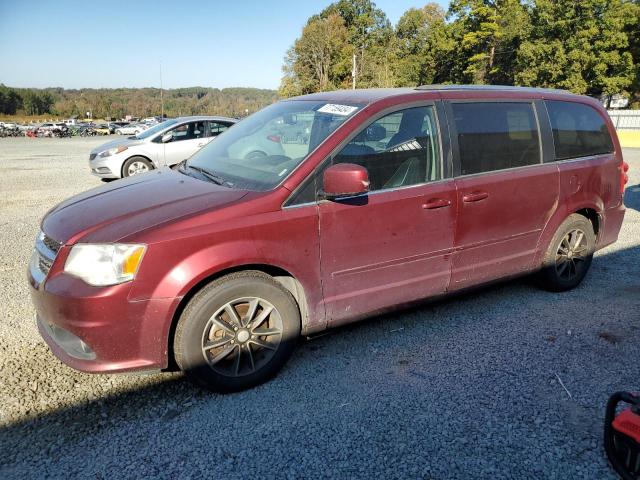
left=165, top=121, right=206, bottom=142
left=332, top=106, right=441, bottom=191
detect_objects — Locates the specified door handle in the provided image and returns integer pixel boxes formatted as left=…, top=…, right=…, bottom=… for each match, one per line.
left=197, top=142, right=205, bottom=147
left=422, top=198, right=451, bottom=209
left=462, top=191, right=489, bottom=203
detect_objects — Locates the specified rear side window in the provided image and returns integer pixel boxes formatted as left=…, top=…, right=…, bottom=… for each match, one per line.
left=451, top=102, right=540, bottom=175
left=208, top=121, right=231, bottom=137
left=545, top=101, right=613, bottom=160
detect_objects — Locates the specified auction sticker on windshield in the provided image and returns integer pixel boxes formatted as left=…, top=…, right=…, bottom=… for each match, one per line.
left=317, top=104, right=358, bottom=116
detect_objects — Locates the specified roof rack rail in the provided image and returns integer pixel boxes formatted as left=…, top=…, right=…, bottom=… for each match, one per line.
left=415, top=84, right=572, bottom=94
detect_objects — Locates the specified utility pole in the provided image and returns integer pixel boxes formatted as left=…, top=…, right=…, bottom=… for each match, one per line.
left=352, top=52, right=356, bottom=90
left=160, top=61, right=164, bottom=119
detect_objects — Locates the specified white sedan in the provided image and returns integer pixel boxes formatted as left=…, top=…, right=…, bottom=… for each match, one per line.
left=115, top=123, right=148, bottom=135
left=89, top=116, right=237, bottom=179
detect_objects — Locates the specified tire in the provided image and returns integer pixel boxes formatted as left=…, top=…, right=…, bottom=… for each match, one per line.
left=537, top=214, right=595, bottom=292
left=122, top=156, right=153, bottom=177
left=174, top=271, right=301, bottom=393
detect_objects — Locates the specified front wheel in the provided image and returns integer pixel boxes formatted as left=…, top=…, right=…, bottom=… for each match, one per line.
left=174, top=271, right=301, bottom=393
left=537, top=214, right=595, bottom=292
left=122, top=156, right=153, bottom=177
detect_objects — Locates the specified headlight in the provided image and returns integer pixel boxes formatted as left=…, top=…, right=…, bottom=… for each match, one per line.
left=64, top=244, right=146, bottom=286
left=98, top=146, right=128, bottom=158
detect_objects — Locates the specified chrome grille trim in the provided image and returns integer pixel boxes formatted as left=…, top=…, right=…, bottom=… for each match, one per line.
left=30, top=231, right=62, bottom=282
left=38, top=255, right=53, bottom=273
left=42, top=234, right=61, bottom=254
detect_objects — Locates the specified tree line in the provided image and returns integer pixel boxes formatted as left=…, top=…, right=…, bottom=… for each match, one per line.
left=0, top=85, right=279, bottom=119
left=280, top=0, right=640, bottom=106
left=0, top=85, right=55, bottom=115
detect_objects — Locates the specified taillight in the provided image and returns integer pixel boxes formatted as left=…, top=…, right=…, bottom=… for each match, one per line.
left=267, top=135, right=281, bottom=143
left=620, top=161, right=629, bottom=193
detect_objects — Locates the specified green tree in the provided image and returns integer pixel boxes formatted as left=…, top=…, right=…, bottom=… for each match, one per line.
left=21, top=90, right=54, bottom=115
left=280, top=0, right=395, bottom=94
left=447, top=0, right=531, bottom=84
left=280, top=13, right=350, bottom=96
left=624, top=0, right=640, bottom=105
left=393, top=3, right=449, bottom=86
left=0, top=85, right=22, bottom=114
left=318, top=0, right=394, bottom=88
left=514, top=0, right=634, bottom=95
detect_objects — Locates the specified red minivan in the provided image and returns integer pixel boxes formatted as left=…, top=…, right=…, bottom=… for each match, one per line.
left=28, top=86, right=628, bottom=392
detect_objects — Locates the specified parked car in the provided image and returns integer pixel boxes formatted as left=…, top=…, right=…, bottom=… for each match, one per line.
left=93, top=125, right=111, bottom=135
left=34, top=123, right=67, bottom=135
left=37, top=123, right=58, bottom=132
left=28, top=86, right=628, bottom=393
left=141, top=116, right=164, bottom=126
left=89, top=116, right=237, bottom=178
left=115, top=123, right=148, bottom=135
left=108, top=121, right=130, bottom=133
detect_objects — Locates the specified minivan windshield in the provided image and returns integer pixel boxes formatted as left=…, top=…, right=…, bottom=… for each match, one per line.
left=136, top=119, right=178, bottom=139
left=185, top=100, right=363, bottom=190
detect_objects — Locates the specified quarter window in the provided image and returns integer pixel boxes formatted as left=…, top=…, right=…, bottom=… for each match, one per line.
left=545, top=101, right=613, bottom=160
left=332, top=106, right=441, bottom=191
left=452, top=102, right=540, bottom=175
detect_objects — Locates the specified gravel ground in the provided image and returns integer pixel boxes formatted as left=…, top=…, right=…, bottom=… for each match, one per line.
left=0, top=136, right=638, bottom=479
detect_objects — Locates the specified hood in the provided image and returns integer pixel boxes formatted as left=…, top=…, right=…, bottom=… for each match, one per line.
left=42, top=169, right=249, bottom=244
left=90, top=137, right=144, bottom=154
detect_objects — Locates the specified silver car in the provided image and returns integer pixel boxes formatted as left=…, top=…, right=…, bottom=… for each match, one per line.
left=89, top=116, right=236, bottom=179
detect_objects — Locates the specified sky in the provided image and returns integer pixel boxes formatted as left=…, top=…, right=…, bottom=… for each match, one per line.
left=0, top=0, right=449, bottom=91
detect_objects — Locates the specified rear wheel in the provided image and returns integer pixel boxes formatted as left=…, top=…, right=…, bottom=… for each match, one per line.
left=122, top=156, right=153, bottom=177
left=537, top=214, right=595, bottom=292
left=174, top=271, right=300, bottom=393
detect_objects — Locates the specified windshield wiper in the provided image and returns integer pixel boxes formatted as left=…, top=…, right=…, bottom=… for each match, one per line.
left=185, top=164, right=226, bottom=186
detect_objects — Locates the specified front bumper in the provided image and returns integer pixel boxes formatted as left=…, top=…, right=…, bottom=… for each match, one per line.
left=29, top=253, right=179, bottom=373
left=89, top=155, right=123, bottom=179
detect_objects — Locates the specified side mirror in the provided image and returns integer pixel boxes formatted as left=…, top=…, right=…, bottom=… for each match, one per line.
left=161, top=132, right=173, bottom=143
left=321, top=163, right=370, bottom=200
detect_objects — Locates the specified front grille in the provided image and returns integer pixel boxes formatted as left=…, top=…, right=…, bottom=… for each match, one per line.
left=42, top=234, right=61, bottom=255
left=30, top=231, right=62, bottom=282
left=38, top=255, right=53, bottom=275
left=89, top=153, right=97, bottom=161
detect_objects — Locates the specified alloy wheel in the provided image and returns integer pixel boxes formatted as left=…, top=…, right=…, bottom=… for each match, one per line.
left=200, top=297, right=283, bottom=377
left=127, top=161, right=149, bottom=176
left=555, top=229, right=588, bottom=280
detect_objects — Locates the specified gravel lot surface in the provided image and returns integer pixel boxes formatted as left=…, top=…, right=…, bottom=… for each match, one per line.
left=0, top=136, right=638, bottom=479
